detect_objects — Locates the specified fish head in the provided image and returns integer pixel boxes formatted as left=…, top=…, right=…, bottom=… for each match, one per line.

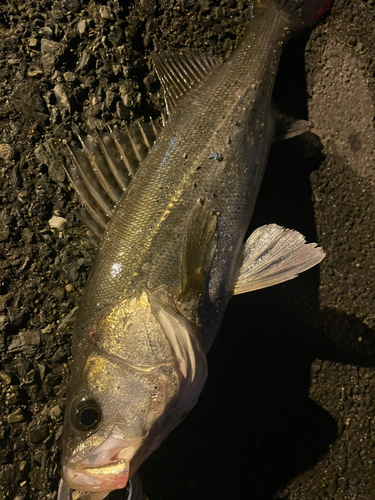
left=61, top=292, right=208, bottom=494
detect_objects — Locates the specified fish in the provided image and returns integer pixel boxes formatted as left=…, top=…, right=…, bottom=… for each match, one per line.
left=58, top=0, right=332, bottom=497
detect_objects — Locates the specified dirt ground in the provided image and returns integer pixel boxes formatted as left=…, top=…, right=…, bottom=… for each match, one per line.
left=1, top=0, right=375, bottom=499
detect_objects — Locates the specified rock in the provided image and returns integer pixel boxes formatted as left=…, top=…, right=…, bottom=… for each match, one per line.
left=0, top=464, right=15, bottom=484
left=48, top=215, right=67, bottom=230
left=0, top=225, right=9, bottom=242
left=24, top=369, right=36, bottom=384
left=36, top=363, right=46, bottom=381
left=99, top=6, right=113, bottom=19
left=48, top=160, right=66, bottom=183
left=105, top=89, right=115, bottom=109
left=0, top=144, right=14, bottom=161
left=49, top=405, right=62, bottom=420
left=14, top=356, right=30, bottom=378
left=0, top=293, right=12, bottom=312
left=53, top=83, right=71, bottom=113
left=27, top=68, right=43, bottom=78
left=51, top=346, right=67, bottom=362
left=28, top=37, right=38, bottom=47
left=28, top=424, right=49, bottom=443
left=12, top=82, right=46, bottom=113
left=7, top=408, right=25, bottom=424
left=39, top=26, right=53, bottom=38
left=13, top=439, right=26, bottom=451
left=35, top=138, right=65, bottom=182
left=53, top=288, right=65, bottom=301
left=0, top=371, right=12, bottom=385
left=41, top=324, right=53, bottom=334
left=62, top=0, right=81, bottom=12
left=11, top=82, right=48, bottom=123
left=76, top=50, right=93, bottom=73
left=51, top=9, right=65, bottom=21
left=21, top=228, right=35, bottom=245
left=40, top=39, right=65, bottom=74
left=7, top=386, right=20, bottom=405
left=0, top=315, right=9, bottom=332
left=13, top=494, right=26, bottom=500
left=53, top=383, right=67, bottom=398
left=63, top=71, right=76, bottom=82
left=77, top=18, right=86, bottom=35
left=8, top=331, right=40, bottom=353
left=108, top=25, right=123, bottom=46
left=42, top=373, right=61, bottom=396
left=40, top=39, right=62, bottom=57
left=34, top=144, right=49, bottom=165
left=8, top=308, right=25, bottom=328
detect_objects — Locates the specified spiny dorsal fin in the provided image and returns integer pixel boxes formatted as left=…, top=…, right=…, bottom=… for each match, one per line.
left=234, top=224, right=325, bottom=294
left=181, top=198, right=217, bottom=298
left=65, top=120, right=160, bottom=244
left=153, top=52, right=220, bottom=115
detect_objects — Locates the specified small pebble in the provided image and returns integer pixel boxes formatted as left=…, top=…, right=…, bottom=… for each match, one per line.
left=48, top=215, right=67, bottom=230
left=99, top=6, right=113, bottom=19
left=0, top=144, right=14, bottom=161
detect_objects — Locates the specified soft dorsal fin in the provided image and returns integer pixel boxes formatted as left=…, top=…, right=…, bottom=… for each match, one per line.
left=153, top=52, right=220, bottom=115
left=65, top=120, right=160, bottom=243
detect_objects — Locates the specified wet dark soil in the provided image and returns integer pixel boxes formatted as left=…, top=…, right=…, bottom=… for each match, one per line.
left=1, top=0, right=375, bottom=499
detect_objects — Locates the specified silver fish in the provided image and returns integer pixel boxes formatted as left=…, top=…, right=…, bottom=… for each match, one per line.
left=59, top=0, right=331, bottom=497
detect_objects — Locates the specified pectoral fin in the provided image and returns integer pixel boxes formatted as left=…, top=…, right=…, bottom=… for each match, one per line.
left=181, top=199, right=217, bottom=298
left=234, top=224, right=325, bottom=295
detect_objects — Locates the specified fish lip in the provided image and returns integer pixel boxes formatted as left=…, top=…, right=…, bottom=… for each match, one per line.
left=62, top=459, right=130, bottom=492
left=63, top=430, right=142, bottom=492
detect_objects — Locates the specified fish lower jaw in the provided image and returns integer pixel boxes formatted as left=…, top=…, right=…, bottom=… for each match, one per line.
left=62, top=460, right=129, bottom=492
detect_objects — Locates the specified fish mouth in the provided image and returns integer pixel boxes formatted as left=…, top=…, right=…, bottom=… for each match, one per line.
left=63, top=433, right=141, bottom=492
left=62, top=460, right=129, bottom=492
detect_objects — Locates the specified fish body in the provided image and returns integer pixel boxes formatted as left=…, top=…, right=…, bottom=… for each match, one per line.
left=60, top=0, right=331, bottom=496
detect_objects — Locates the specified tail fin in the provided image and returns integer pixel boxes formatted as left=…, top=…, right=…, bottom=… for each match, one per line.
left=270, top=0, right=333, bottom=33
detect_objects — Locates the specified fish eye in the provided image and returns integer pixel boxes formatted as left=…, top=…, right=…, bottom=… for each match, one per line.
left=72, top=397, right=102, bottom=433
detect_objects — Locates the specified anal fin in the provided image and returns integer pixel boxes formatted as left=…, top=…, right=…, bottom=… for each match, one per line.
left=234, top=224, right=325, bottom=294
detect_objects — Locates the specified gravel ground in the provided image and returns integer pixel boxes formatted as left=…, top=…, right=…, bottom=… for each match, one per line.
left=0, top=0, right=375, bottom=499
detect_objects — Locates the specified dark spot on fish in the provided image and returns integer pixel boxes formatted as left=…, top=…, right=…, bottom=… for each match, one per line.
left=194, top=182, right=197, bottom=188
left=196, top=166, right=201, bottom=171
left=348, top=133, right=361, bottom=153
